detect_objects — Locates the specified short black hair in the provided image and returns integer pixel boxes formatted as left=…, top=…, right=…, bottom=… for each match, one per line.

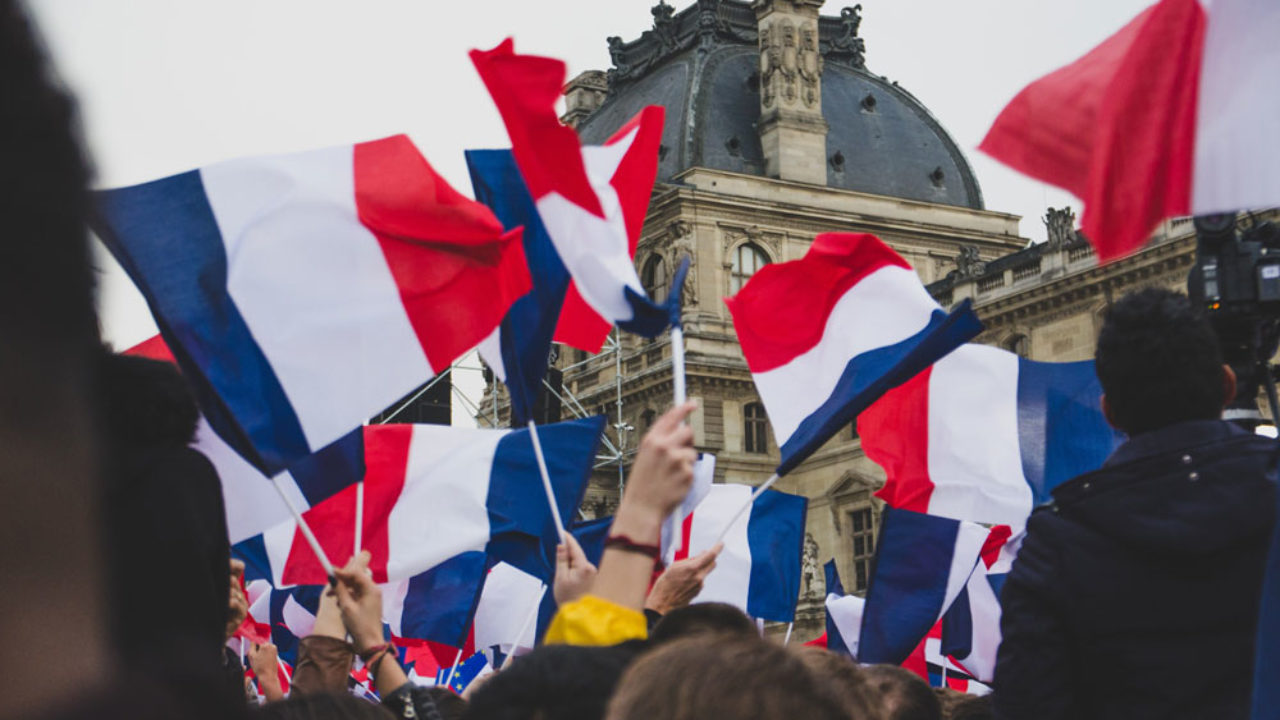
left=1095, top=288, right=1226, bottom=434
left=463, top=641, right=646, bottom=720
left=648, top=602, right=756, bottom=645
left=861, top=665, right=941, bottom=720
left=98, top=352, right=200, bottom=447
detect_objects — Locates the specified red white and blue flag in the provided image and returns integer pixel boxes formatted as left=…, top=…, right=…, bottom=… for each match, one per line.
left=860, top=344, right=1121, bottom=528
left=980, top=0, right=1280, bottom=261
left=96, top=136, right=530, bottom=475
left=233, top=419, right=603, bottom=587
left=938, top=527, right=1017, bottom=684
left=823, top=560, right=866, bottom=659
left=726, top=233, right=982, bottom=476
left=471, top=39, right=672, bottom=353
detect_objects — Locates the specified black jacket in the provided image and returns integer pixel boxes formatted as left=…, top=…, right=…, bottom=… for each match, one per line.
left=993, top=420, right=1278, bottom=720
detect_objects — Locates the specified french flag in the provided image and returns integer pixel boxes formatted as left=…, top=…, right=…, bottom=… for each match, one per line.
left=726, top=233, right=982, bottom=476
left=96, top=135, right=531, bottom=475
left=471, top=39, right=672, bottom=353
left=858, top=508, right=987, bottom=666
left=125, top=336, right=366, bottom=545
left=233, top=418, right=603, bottom=587
left=241, top=580, right=323, bottom=667
left=903, top=622, right=992, bottom=696
left=980, top=0, right=1280, bottom=261
left=382, top=551, right=490, bottom=651
left=939, top=527, right=1017, bottom=684
left=823, top=560, right=866, bottom=660
left=860, top=344, right=1121, bottom=528
left=676, top=484, right=808, bottom=623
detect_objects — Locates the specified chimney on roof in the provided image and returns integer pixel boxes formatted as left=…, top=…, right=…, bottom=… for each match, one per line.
left=753, top=0, right=829, bottom=185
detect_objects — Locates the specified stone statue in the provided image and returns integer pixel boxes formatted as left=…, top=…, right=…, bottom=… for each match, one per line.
left=651, top=1, right=679, bottom=49
left=829, top=5, right=866, bottom=68
left=955, top=245, right=985, bottom=278
left=1043, top=206, right=1077, bottom=249
left=799, top=25, right=822, bottom=107
left=607, top=36, right=630, bottom=75
left=802, top=533, right=822, bottom=597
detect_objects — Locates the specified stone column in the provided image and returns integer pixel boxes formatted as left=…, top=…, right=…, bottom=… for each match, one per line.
left=561, top=70, right=609, bottom=128
left=753, top=0, right=828, bottom=185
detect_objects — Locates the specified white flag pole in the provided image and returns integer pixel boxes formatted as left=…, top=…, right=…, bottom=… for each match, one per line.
left=783, top=622, right=794, bottom=646
left=442, top=646, right=464, bottom=690
left=501, top=584, right=548, bottom=670
left=712, top=473, right=780, bottom=546
left=270, top=475, right=337, bottom=581
left=354, top=480, right=364, bottom=558
left=665, top=323, right=689, bottom=560
left=527, top=420, right=567, bottom=540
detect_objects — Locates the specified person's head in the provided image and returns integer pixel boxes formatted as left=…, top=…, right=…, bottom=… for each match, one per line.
left=606, top=635, right=849, bottom=720
left=421, top=686, right=468, bottom=720
left=1095, top=288, right=1232, bottom=435
left=792, top=646, right=882, bottom=720
left=861, top=665, right=941, bottom=720
left=97, top=352, right=200, bottom=448
left=946, top=695, right=993, bottom=720
left=648, top=601, right=756, bottom=644
left=463, top=641, right=646, bottom=720
left=254, top=692, right=394, bottom=719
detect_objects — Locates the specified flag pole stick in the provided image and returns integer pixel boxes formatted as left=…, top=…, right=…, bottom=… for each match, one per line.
left=502, top=584, right=547, bottom=670
left=712, top=473, right=779, bottom=546
left=277, top=657, right=292, bottom=684
left=783, top=622, right=793, bottom=646
left=442, top=646, right=464, bottom=690
left=526, top=420, right=567, bottom=540
left=666, top=324, right=688, bottom=559
left=354, top=480, right=364, bottom=558
left=940, top=663, right=948, bottom=689
left=270, top=475, right=336, bottom=581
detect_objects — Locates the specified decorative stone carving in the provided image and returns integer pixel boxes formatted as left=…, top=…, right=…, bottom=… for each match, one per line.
left=799, top=25, right=822, bottom=107
left=1044, top=206, right=1078, bottom=249
left=828, top=5, right=866, bottom=68
left=651, top=1, right=680, bottom=49
left=955, top=245, right=986, bottom=279
left=760, top=20, right=797, bottom=108
left=607, top=36, right=631, bottom=81
left=802, top=533, right=822, bottom=597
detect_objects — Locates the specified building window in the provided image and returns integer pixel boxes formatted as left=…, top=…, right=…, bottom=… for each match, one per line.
left=1005, top=334, right=1030, bottom=358
left=849, top=421, right=859, bottom=441
left=642, top=255, right=668, bottom=303
left=744, top=402, right=768, bottom=454
left=850, top=507, right=876, bottom=592
left=730, top=243, right=770, bottom=294
left=641, top=408, right=656, bottom=431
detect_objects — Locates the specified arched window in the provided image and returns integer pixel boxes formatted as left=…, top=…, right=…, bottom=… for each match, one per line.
left=642, top=255, right=668, bottom=303
left=744, top=401, right=769, bottom=454
left=1005, top=334, right=1030, bottom=358
left=730, top=243, right=770, bottom=294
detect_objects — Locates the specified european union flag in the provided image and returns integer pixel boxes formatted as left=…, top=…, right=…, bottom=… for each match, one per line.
left=436, top=652, right=491, bottom=694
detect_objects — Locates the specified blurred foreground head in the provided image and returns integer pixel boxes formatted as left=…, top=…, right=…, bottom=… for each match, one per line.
left=861, top=665, right=941, bottom=720
left=0, top=0, right=104, bottom=716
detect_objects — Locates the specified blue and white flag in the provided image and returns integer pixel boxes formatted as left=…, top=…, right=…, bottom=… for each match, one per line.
left=823, top=560, right=865, bottom=659
left=859, top=508, right=987, bottom=665
left=436, top=652, right=492, bottom=694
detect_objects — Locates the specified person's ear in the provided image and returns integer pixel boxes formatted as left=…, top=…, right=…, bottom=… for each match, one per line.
left=1101, top=394, right=1120, bottom=431
left=1222, top=364, right=1237, bottom=409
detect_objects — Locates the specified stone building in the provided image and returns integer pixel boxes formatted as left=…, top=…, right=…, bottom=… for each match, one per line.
left=482, top=0, right=1210, bottom=641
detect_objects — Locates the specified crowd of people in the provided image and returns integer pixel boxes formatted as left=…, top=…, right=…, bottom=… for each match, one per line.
left=1, top=0, right=1277, bottom=718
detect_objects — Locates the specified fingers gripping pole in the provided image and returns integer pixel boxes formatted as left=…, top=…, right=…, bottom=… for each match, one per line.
left=527, top=420, right=567, bottom=540
left=712, top=473, right=780, bottom=546
left=502, top=584, right=548, bottom=670
left=271, top=475, right=337, bottom=581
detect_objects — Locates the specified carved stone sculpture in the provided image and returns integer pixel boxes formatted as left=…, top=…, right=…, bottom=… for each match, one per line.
left=799, top=25, right=822, bottom=107
left=828, top=5, right=866, bottom=68
left=1043, top=206, right=1078, bottom=249
left=955, top=245, right=985, bottom=278
left=802, top=533, right=822, bottom=597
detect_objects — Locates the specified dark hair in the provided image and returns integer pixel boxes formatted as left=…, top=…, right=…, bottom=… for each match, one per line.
left=98, top=352, right=200, bottom=446
left=255, top=692, right=394, bottom=719
left=1095, top=288, right=1226, bottom=434
left=862, top=665, right=942, bottom=720
left=948, top=694, right=993, bottom=720
left=421, top=686, right=468, bottom=720
left=648, top=602, right=757, bottom=644
left=606, top=635, right=848, bottom=720
left=463, top=641, right=646, bottom=720
left=792, top=646, right=880, bottom=719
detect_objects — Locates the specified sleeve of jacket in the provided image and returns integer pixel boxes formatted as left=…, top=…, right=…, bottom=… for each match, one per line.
left=992, top=516, right=1078, bottom=720
left=544, top=595, right=648, bottom=646
left=291, top=636, right=355, bottom=696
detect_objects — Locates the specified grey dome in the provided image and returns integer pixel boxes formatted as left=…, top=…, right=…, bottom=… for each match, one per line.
left=575, top=0, right=983, bottom=210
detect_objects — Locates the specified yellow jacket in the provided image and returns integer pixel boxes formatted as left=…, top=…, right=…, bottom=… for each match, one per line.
left=544, top=595, right=648, bottom=646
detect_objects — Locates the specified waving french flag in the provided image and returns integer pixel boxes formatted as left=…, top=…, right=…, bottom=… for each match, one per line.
left=823, top=560, right=866, bottom=659
left=96, top=135, right=530, bottom=476
left=470, top=39, right=671, bottom=353
left=939, top=527, right=1017, bottom=684
left=383, top=551, right=490, bottom=651
left=860, top=345, right=1121, bottom=527
left=233, top=418, right=603, bottom=587
left=727, top=233, right=982, bottom=476
left=858, top=508, right=987, bottom=666
left=980, top=0, right=1280, bottom=261
left=675, top=484, right=807, bottom=623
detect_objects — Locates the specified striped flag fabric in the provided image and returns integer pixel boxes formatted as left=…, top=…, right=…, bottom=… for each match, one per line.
left=823, top=560, right=866, bottom=659
left=96, top=135, right=530, bottom=475
left=232, top=418, right=603, bottom=587
left=726, top=233, right=982, bottom=476
left=858, top=508, right=987, bottom=666
left=470, top=39, right=672, bottom=353
left=859, top=344, right=1121, bottom=527
left=980, top=0, right=1280, bottom=261
left=939, top=527, right=1017, bottom=683
left=675, top=484, right=808, bottom=623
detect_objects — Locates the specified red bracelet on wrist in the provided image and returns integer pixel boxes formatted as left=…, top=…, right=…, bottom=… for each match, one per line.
left=358, top=642, right=390, bottom=663
left=604, top=534, right=662, bottom=560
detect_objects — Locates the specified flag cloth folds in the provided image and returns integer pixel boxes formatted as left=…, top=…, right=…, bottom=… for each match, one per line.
left=233, top=417, right=604, bottom=587
left=97, top=135, right=530, bottom=475
left=470, top=39, right=671, bottom=352
left=382, top=551, right=490, bottom=651
left=823, top=560, right=865, bottom=659
left=676, top=484, right=807, bottom=622
left=860, top=344, right=1121, bottom=527
left=939, top=526, right=1016, bottom=684
left=858, top=508, right=987, bottom=666
left=980, top=0, right=1280, bottom=261
left=726, top=233, right=982, bottom=476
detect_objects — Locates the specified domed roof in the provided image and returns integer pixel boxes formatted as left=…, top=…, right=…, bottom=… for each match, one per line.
left=575, top=0, right=983, bottom=210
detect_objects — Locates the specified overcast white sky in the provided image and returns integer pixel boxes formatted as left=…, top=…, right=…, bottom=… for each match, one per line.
left=25, top=0, right=1151, bottom=423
